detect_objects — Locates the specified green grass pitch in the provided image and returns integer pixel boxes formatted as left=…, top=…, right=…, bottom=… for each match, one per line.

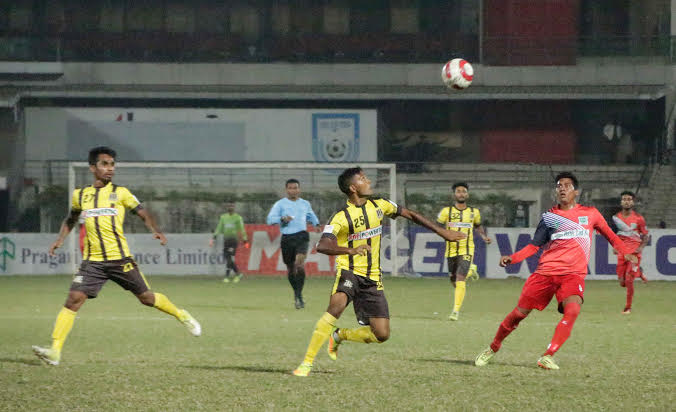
left=1, top=275, right=674, bottom=411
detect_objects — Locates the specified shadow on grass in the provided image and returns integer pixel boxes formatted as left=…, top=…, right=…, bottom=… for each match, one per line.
left=413, top=358, right=475, bottom=366
left=0, top=357, right=42, bottom=366
left=187, top=304, right=269, bottom=311
left=413, top=358, right=532, bottom=369
left=181, top=364, right=334, bottom=375
left=396, top=315, right=442, bottom=321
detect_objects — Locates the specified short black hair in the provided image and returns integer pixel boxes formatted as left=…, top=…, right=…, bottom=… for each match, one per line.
left=285, top=178, right=300, bottom=187
left=338, top=167, right=363, bottom=195
left=88, top=146, right=116, bottom=165
left=554, top=171, right=579, bottom=189
left=620, top=190, right=636, bottom=199
left=452, top=182, right=469, bottom=191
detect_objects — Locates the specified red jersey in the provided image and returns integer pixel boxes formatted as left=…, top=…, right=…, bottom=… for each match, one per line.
left=612, top=210, right=648, bottom=251
left=511, top=204, right=632, bottom=276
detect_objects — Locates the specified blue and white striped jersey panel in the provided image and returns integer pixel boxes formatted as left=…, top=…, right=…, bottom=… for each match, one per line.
left=542, top=212, right=591, bottom=261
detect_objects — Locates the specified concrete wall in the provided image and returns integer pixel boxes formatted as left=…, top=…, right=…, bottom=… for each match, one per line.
left=0, top=60, right=668, bottom=88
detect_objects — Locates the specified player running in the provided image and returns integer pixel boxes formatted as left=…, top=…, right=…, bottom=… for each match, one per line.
left=474, top=172, right=637, bottom=370
left=437, top=182, right=491, bottom=321
left=32, top=146, right=201, bottom=366
left=209, top=202, right=248, bottom=283
left=292, top=167, right=466, bottom=376
left=612, top=191, right=650, bottom=314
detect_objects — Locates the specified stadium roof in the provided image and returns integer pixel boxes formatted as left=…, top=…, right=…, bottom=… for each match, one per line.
left=0, top=84, right=668, bottom=106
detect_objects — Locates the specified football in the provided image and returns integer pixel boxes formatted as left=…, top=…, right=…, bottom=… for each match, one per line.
left=441, top=58, right=474, bottom=90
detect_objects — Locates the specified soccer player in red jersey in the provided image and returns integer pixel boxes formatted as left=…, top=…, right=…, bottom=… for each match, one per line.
left=474, top=172, right=638, bottom=370
left=612, top=191, right=650, bottom=314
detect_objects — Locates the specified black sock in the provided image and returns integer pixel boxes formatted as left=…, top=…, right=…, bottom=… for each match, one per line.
left=288, top=269, right=299, bottom=298
left=227, top=255, right=238, bottom=274
left=296, top=267, right=306, bottom=299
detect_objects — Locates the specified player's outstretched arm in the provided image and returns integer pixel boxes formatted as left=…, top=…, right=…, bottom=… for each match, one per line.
left=238, top=216, right=249, bottom=245
left=476, top=224, right=492, bottom=244
left=49, top=209, right=80, bottom=256
left=595, top=212, right=638, bottom=263
left=306, top=202, right=320, bottom=227
left=500, top=243, right=541, bottom=267
left=209, top=216, right=222, bottom=247
left=266, top=201, right=284, bottom=225
left=637, top=233, right=651, bottom=254
left=637, top=216, right=650, bottom=253
left=399, top=208, right=466, bottom=242
left=502, top=218, right=552, bottom=266
left=316, top=235, right=370, bottom=256
left=136, top=208, right=167, bottom=245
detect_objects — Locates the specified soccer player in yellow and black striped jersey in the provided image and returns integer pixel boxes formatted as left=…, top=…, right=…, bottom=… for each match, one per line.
left=437, top=182, right=492, bottom=321
left=292, top=167, right=466, bottom=376
left=32, top=146, right=201, bottom=366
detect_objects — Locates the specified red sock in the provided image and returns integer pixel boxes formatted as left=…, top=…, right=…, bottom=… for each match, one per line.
left=544, top=302, right=581, bottom=356
left=490, top=308, right=528, bottom=352
left=625, top=274, right=634, bottom=309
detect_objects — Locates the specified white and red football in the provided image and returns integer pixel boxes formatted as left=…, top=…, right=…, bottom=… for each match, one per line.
left=441, top=58, right=474, bottom=90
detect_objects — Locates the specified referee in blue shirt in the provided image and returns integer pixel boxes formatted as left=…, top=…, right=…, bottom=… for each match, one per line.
left=267, top=179, right=320, bottom=309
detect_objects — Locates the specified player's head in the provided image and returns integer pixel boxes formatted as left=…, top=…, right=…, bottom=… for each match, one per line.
left=285, top=178, right=300, bottom=200
left=226, top=202, right=236, bottom=213
left=338, top=167, right=372, bottom=197
left=554, top=171, right=579, bottom=205
left=620, top=190, right=636, bottom=210
left=88, top=146, right=116, bottom=184
left=452, top=182, right=469, bottom=204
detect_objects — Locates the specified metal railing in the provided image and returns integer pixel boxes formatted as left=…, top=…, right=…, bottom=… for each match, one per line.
left=1, top=32, right=672, bottom=64
left=0, top=31, right=479, bottom=64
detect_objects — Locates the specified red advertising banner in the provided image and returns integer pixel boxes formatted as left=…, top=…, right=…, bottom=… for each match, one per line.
left=480, top=128, right=576, bottom=163
left=234, top=224, right=336, bottom=276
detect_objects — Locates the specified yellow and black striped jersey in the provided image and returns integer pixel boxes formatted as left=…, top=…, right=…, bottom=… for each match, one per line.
left=72, top=182, right=141, bottom=262
left=437, top=205, right=481, bottom=257
left=322, top=197, right=401, bottom=282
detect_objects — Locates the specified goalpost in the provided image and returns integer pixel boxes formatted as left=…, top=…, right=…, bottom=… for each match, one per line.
left=68, top=161, right=399, bottom=275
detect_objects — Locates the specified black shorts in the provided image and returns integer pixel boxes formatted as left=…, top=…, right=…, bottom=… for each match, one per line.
left=332, top=269, right=389, bottom=325
left=447, top=255, right=472, bottom=277
left=70, top=257, right=150, bottom=299
left=223, top=238, right=238, bottom=255
left=280, top=231, right=309, bottom=266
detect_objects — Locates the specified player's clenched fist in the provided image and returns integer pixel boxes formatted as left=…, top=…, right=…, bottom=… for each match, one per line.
left=499, top=256, right=512, bottom=267
left=442, top=229, right=467, bottom=242
left=153, top=232, right=168, bottom=246
left=624, top=254, right=638, bottom=264
left=49, top=240, right=63, bottom=256
left=351, top=244, right=371, bottom=256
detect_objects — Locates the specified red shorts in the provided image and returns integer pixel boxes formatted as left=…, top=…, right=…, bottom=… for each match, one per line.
left=517, top=273, right=585, bottom=313
left=616, top=253, right=642, bottom=278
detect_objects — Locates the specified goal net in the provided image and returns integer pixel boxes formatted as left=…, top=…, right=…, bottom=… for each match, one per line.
left=67, top=162, right=400, bottom=275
